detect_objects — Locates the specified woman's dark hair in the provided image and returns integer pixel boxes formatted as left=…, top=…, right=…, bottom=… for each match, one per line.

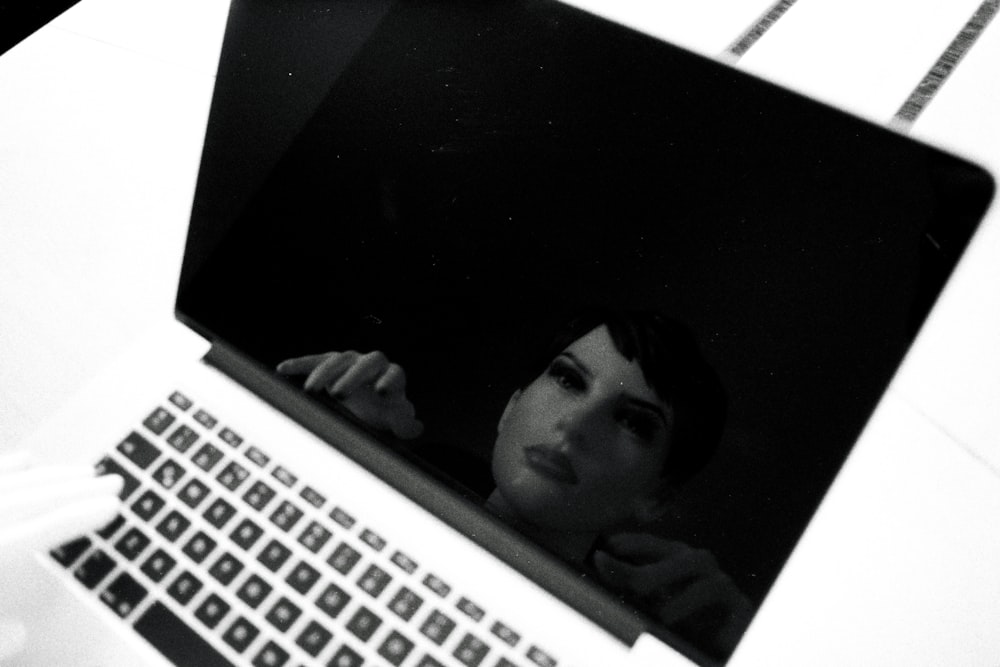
left=519, top=308, right=727, bottom=487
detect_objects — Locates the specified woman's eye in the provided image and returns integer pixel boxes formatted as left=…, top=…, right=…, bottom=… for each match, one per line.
left=618, top=412, right=657, bottom=441
left=548, top=360, right=585, bottom=392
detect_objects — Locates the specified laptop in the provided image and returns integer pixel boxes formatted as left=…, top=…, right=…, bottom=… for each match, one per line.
left=12, top=1, right=995, bottom=665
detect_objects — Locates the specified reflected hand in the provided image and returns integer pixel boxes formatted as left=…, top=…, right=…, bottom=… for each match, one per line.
left=277, top=350, right=424, bottom=440
left=592, top=533, right=753, bottom=657
left=0, top=450, right=123, bottom=661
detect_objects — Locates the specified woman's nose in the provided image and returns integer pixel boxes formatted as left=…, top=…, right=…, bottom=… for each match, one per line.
left=555, top=403, right=596, bottom=448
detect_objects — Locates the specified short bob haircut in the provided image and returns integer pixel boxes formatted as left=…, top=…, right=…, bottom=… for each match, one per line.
left=517, top=308, right=727, bottom=487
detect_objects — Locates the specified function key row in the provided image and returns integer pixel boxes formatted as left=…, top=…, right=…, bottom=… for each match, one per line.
left=143, top=398, right=240, bottom=450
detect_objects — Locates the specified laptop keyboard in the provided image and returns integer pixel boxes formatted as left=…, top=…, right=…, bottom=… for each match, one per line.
left=50, top=391, right=561, bottom=667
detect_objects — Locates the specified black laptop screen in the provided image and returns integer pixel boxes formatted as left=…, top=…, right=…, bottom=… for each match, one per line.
left=177, top=0, right=994, bottom=662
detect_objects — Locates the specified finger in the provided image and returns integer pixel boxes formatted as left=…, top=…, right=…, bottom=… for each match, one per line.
left=0, top=619, right=27, bottom=662
left=373, top=363, right=407, bottom=395
left=0, top=473, right=123, bottom=527
left=303, top=352, right=356, bottom=392
left=593, top=550, right=687, bottom=593
left=328, top=351, right=391, bottom=397
left=600, top=533, right=689, bottom=564
left=652, top=573, right=733, bottom=626
left=0, top=463, right=112, bottom=499
left=593, top=544, right=718, bottom=596
left=0, top=493, right=120, bottom=553
left=392, top=416, right=425, bottom=440
left=275, top=354, right=331, bottom=376
left=592, top=549, right=642, bottom=592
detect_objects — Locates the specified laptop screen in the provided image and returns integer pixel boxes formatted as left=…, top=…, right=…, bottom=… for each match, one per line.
left=177, top=0, right=994, bottom=662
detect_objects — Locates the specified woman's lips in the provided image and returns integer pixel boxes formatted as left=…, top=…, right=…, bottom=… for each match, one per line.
left=523, top=445, right=579, bottom=484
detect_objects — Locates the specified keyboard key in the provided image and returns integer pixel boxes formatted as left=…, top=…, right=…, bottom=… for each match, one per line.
left=491, top=621, right=521, bottom=647
left=257, top=539, right=292, bottom=572
left=457, top=597, right=485, bottom=622
left=527, top=646, right=558, bottom=667
left=95, top=457, right=139, bottom=499
left=271, top=466, right=297, bottom=488
left=131, top=489, right=166, bottom=521
left=495, top=660, right=518, bottom=667
left=204, top=497, right=237, bottom=528
left=453, top=633, right=489, bottom=667
left=422, top=573, right=451, bottom=598
left=51, top=536, right=91, bottom=567
left=117, top=432, right=161, bottom=469
left=223, top=616, right=260, bottom=654
left=217, top=461, right=250, bottom=490
left=388, top=587, right=424, bottom=621
left=390, top=550, right=418, bottom=574
left=74, top=549, right=116, bottom=589
left=269, top=501, right=303, bottom=532
left=168, top=391, right=193, bottom=411
left=156, top=510, right=192, bottom=542
left=194, top=409, right=218, bottom=430
left=100, top=571, right=147, bottom=618
left=237, top=574, right=273, bottom=609
left=357, top=564, right=392, bottom=598
left=315, top=582, right=351, bottom=619
left=166, top=570, right=203, bottom=605
left=167, top=424, right=200, bottom=453
left=178, top=478, right=210, bottom=508
left=265, top=596, right=302, bottom=632
left=209, top=552, right=245, bottom=585
left=195, top=592, right=231, bottom=629
left=242, top=481, right=276, bottom=511
left=286, top=561, right=321, bottom=595
left=330, top=507, right=355, bottom=529
left=135, top=602, right=235, bottom=667
left=299, top=486, right=325, bottom=508
left=345, top=606, right=382, bottom=642
left=114, top=527, right=151, bottom=560
left=329, top=645, right=363, bottom=667
left=297, top=520, right=330, bottom=553
left=192, top=443, right=225, bottom=472
left=359, top=528, right=386, bottom=552
left=140, top=549, right=177, bottom=583
left=327, top=542, right=361, bottom=574
left=420, top=610, right=456, bottom=645
left=230, top=519, right=264, bottom=550
left=244, top=445, right=270, bottom=467
left=96, top=514, right=126, bottom=539
left=152, top=459, right=186, bottom=491
left=378, top=630, right=415, bottom=666
left=182, top=531, right=217, bottom=563
left=143, top=407, right=175, bottom=435
left=295, top=620, right=333, bottom=657
left=219, top=427, right=243, bottom=447
left=252, top=641, right=289, bottom=667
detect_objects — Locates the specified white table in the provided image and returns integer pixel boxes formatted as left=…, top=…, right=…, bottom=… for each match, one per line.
left=2, top=2, right=998, bottom=664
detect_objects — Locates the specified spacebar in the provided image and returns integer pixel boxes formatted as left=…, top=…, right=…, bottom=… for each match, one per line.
left=134, top=601, right=235, bottom=667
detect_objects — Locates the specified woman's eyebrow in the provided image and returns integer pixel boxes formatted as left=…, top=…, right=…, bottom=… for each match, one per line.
left=559, top=351, right=593, bottom=378
left=624, top=396, right=670, bottom=426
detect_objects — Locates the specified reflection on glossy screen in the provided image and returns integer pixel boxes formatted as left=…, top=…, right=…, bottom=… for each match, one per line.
left=178, top=1, right=993, bottom=661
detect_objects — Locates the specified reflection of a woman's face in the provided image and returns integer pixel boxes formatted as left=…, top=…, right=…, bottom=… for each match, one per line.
left=491, top=325, right=673, bottom=533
